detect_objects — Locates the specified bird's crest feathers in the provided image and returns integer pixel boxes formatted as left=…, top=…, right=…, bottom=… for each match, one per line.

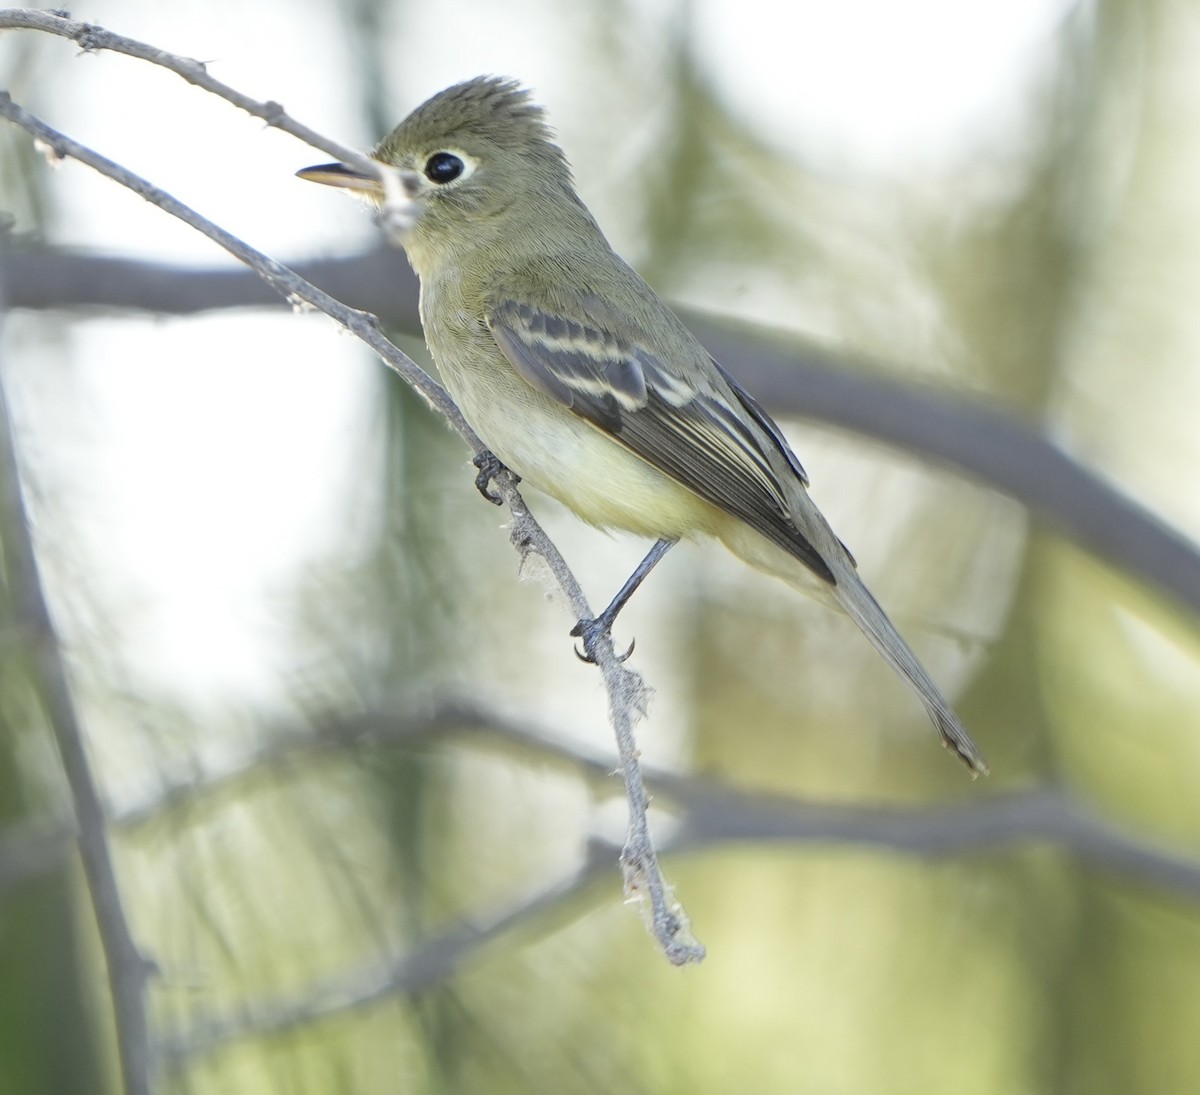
left=375, top=76, right=561, bottom=162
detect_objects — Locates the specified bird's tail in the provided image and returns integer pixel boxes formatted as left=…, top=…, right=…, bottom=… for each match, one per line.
left=831, top=568, right=989, bottom=777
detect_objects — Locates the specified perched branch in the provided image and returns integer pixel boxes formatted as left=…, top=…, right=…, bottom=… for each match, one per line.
left=0, top=84, right=701, bottom=962
left=0, top=315, right=153, bottom=1089
left=0, top=92, right=466, bottom=435
left=494, top=488, right=703, bottom=963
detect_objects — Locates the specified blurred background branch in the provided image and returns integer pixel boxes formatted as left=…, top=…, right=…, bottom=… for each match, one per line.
left=3, top=240, right=1196, bottom=618
left=0, top=304, right=153, bottom=1092
left=108, top=697, right=1200, bottom=1067
left=112, top=699, right=1200, bottom=899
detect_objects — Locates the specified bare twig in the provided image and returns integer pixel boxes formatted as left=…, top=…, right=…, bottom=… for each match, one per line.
left=0, top=92, right=467, bottom=436
left=0, top=87, right=700, bottom=962
left=667, top=785, right=1200, bottom=898
left=492, top=485, right=704, bottom=964
left=0, top=305, right=153, bottom=1089
left=0, top=8, right=380, bottom=183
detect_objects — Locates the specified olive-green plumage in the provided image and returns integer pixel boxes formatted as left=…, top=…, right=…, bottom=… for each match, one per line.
left=299, top=76, right=988, bottom=775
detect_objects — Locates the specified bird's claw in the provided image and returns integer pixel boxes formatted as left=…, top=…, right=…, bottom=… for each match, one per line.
left=473, top=449, right=517, bottom=505
left=571, top=617, right=636, bottom=664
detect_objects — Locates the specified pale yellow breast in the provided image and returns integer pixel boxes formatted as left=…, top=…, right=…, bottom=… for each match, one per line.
left=418, top=270, right=720, bottom=539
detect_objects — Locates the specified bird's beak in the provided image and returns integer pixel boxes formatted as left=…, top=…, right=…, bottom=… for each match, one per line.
left=296, top=161, right=385, bottom=195
left=298, top=160, right=425, bottom=236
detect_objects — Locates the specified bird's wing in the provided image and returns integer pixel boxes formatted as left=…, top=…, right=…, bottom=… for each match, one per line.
left=487, top=294, right=835, bottom=584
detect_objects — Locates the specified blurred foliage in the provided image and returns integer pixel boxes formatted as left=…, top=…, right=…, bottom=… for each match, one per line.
left=2, top=0, right=1200, bottom=1093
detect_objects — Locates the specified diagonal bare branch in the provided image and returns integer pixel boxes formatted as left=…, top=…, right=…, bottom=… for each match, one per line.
left=0, top=83, right=701, bottom=964
left=0, top=8, right=380, bottom=180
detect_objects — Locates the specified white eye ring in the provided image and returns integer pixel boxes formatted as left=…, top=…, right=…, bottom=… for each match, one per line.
left=422, top=149, right=477, bottom=185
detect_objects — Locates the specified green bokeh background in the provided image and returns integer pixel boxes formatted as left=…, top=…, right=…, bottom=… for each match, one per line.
left=2, top=1, right=1199, bottom=1092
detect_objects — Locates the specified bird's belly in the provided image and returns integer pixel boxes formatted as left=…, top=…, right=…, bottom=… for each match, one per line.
left=445, top=362, right=717, bottom=540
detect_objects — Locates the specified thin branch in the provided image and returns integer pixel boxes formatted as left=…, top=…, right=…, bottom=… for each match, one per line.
left=0, top=92, right=466, bottom=436
left=0, top=87, right=700, bottom=962
left=0, top=9, right=418, bottom=246
left=0, top=312, right=153, bottom=1089
left=4, top=240, right=1197, bottom=621
left=494, top=489, right=704, bottom=963
left=0, top=8, right=381, bottom=182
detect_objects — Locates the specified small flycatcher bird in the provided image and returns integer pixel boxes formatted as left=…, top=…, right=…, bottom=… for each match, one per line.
left=299, top=77, right=988, bottom=776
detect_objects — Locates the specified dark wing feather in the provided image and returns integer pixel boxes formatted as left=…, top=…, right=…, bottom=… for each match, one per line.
left=709, top=357, right=810, bottom=486
left=488, top=297, right=834, bottom=584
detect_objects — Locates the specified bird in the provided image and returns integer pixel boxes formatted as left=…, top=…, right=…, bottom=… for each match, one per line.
left=298, top=76, right=988, bottom=776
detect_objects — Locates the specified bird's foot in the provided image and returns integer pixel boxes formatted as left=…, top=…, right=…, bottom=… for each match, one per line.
left=569, top=540, right=675, bottom=664
left=571, top=614, right=636, bottom=664
left=473, top=449, right=518, bottom=505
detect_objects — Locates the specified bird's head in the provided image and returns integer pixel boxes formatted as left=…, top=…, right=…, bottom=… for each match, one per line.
left=298, top=77, right=583, bottom=268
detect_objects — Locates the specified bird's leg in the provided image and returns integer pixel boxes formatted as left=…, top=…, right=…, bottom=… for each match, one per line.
left=473, top=449, right=518, bottom=505
left=573, top=538, right=677, bottom=663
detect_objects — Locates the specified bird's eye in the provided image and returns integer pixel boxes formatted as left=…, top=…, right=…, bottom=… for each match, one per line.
left=424, top=152, right=465, bottom=184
